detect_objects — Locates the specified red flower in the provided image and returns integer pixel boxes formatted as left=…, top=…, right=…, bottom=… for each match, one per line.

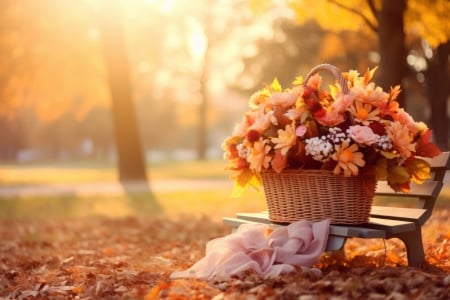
left=416, top=130, right=441, bottom=158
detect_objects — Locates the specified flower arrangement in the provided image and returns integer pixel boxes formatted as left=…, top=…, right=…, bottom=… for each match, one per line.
left=222, top=64, right=441, bottom=197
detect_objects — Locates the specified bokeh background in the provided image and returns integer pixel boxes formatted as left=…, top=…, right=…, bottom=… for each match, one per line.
left=0, top=0, right=448, bottom=219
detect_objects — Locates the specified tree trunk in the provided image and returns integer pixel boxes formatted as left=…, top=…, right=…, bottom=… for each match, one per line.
left=424, top=42, right=450, bottom=151
left=376, top=0, right=407, bottom=106
left=197, top=40, right=210, bottom=161
left=98, top=0, right=147, bottom=181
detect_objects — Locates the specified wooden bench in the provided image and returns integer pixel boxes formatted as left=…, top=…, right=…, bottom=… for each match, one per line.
left=223, top=151, right=450, bottom=267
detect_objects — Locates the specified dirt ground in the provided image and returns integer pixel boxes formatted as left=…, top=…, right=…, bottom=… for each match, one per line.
left=1, top=210, right=449, bottom=299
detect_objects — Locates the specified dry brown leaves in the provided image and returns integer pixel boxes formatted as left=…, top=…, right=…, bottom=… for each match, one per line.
left=0, top=210, right=449, bottom=300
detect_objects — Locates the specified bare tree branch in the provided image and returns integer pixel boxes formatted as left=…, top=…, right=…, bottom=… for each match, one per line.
left=367, top=0, right=379, bottom=21
left=328, top=0, right=378, bottom=33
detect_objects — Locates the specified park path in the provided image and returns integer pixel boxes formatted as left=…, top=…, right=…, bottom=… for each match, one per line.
left=1, top=173, right=448, bottom=198
left=0, top=179, right=233, bottom=198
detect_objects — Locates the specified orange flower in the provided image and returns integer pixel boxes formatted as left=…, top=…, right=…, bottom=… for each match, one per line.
left=272, top=123, right=297, bottom=155
left=348, top=100, right=379, bottom=125
left=248, top=138, right=272, bottom=173
left=387, top=121, right=416, bottom=158
left=331, top=141, right=365, bottom=176
left=393, top=108, right=417, bottom=135
left=363, top=83, right=388, bottom=104
left=269, top=86, right=301, bottom=108
left=315, top=94, right=353, bottom=127
left=248, top=107, right=272, bottom=133
left=271, top=149, right=288, bottom=173
left=351, top=82, right=389, bottom=107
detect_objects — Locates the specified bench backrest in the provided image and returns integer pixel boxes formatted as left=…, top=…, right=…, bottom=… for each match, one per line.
left=375, top=151, right=450, bottom=218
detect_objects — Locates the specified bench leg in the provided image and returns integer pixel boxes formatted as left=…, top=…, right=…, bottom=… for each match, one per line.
left=325, top=235, right=347, bottom=251
left=395, top=228, right=424, bottom=267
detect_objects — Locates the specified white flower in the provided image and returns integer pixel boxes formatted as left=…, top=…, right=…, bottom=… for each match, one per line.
left=305, top=137, right=333, bottom=161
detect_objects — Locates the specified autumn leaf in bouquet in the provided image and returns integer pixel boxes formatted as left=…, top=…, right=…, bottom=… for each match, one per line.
left=222, top=65, right=441, bottom=197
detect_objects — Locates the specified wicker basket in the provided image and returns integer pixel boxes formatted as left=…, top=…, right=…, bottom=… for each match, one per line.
left=261, top=169, right=377, bottom=224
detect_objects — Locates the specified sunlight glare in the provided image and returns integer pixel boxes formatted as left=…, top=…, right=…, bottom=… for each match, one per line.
left=189, top=30, right=207, bottom=60
left=145, top=0, right=177, bottom=14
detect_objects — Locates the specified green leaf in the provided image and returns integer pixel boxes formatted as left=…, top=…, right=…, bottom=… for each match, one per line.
left=388, top=165, right=410, bottom=184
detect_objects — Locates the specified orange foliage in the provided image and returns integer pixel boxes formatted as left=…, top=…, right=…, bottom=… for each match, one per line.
left=0, top=214, right=449, bottom=299
left=287, top=0, right=450, bottom=48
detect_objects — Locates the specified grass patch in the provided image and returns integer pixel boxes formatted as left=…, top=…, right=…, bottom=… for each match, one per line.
left=148, top=160, right=229, bottom=180
left=156, top=189, right=266, bottom=220
left=0, top=186, right=266, bottom=221
left=0, top=160, right=228, bottom=186
left=0, top=193, right=161, bottom=219
left=2, top=185, right=448, bottom=221
left=0, top=160, right=448, bottom=221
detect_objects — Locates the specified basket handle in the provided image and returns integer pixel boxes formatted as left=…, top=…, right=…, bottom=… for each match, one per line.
left=304, top=64, right=349, bottom=95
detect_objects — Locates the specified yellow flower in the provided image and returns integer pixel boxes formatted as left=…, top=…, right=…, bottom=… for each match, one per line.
left=387, top=121, right=416, bottom=158
left=249, top=88, right=270, bottom=109
left=331, top=141, right=365, bottom=176
left=348, top=100, right=379, bottom=125
left=343, top=70, right=361, bottom=88
left=248, top=138, right=272, bottom=173
left=272, top=123, right=297, bottom=155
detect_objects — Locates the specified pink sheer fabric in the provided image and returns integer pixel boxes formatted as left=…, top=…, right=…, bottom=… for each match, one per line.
left=170, top=219, right=330, bottom=280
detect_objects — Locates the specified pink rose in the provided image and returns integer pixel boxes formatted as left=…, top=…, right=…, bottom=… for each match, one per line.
left=296, top=125, right=307, bottom=137
left=349, top=125, right=378, bottom=146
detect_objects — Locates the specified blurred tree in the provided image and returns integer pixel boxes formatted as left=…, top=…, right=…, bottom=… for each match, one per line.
left=0, top=0, right=156, bottom=171
left=233, top=19, right=377, bottom=91
left=81, top=107, right=114, bottom=158
left=137, top=92, right=178, bottom=152
left=236, top=20, right=326, bottom=89
left=165, top=0, right=257, bottom=160
left=0, top=0, right=109, bottom=121
left=97, top=0, right=147, bottom=181
left=276, top=0, right=449, bottom=149
left=0, top=117, right=21, bottom=160
left=423, top=41, right=450, bottom=150
left=0, top=0, right=110, bottom=161
left=39, top=113, right=83, bottom=159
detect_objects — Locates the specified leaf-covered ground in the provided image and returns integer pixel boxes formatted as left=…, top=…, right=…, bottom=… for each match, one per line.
left=1, top=209, right=449, bottom=299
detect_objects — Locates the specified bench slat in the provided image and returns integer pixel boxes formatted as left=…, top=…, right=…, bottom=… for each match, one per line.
left=424, top=152, right=450, bottom=169
left=234, top=212, right=392, bottom=239
left=341, top=225, right=386, bottom=238
left=233, top=212, right=362, bottom=237
left=224, top=216, right=386, bottom=240
left=223, top=217, right=275, bottom=229
left=375, top=180, right=441, bottom=198
left=366, top=217, right=416, bottom=234
left=236, top=212, right=273, bottom=224
left=370, top=206, right=428, bottom=224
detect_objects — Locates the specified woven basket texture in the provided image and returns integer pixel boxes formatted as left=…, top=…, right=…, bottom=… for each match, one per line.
left=261, top=170, right=376, bottom=224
